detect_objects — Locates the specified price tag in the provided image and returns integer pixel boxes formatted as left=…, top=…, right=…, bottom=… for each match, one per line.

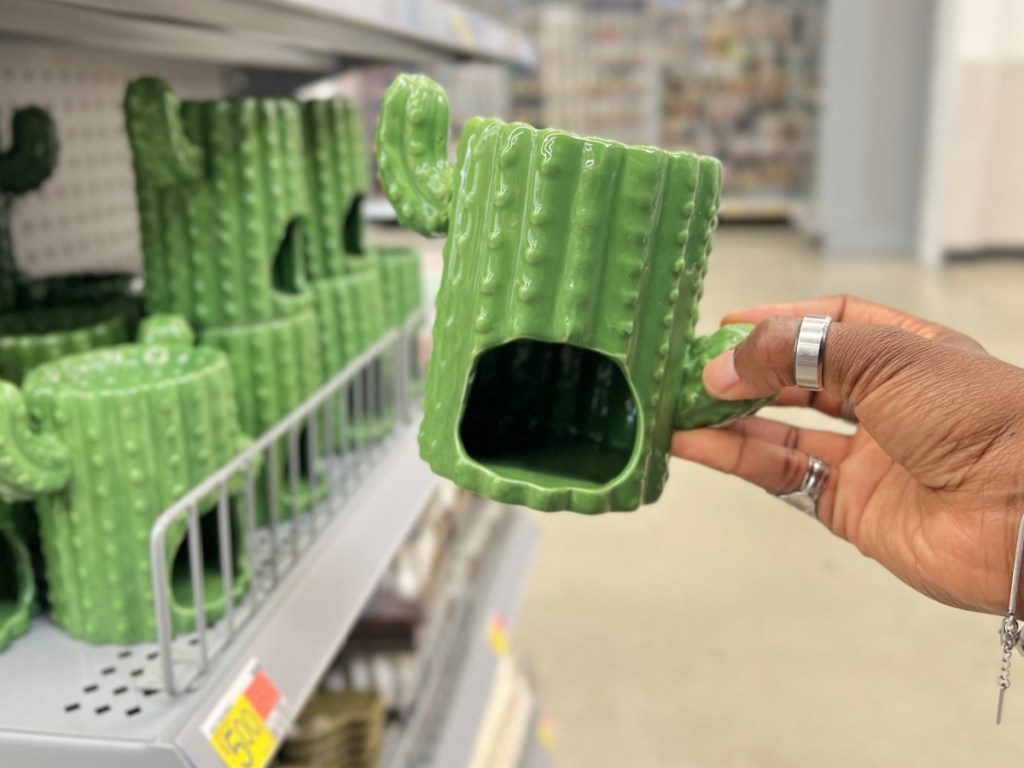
left=201, top=660, right=288, bottom=768
left=487, top=614, right=511, bottom=657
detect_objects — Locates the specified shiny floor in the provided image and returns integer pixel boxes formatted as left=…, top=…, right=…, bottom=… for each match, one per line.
left=508, top=226, right=1024, bottom=768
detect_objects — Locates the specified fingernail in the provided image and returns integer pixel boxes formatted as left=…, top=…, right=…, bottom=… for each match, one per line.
left=703, top=349, right=740, bottom=396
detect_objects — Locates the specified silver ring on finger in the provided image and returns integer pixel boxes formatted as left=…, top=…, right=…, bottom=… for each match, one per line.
left=777, top=454, right=831, bottom=519
left=793, top=314, right=832, bottom=390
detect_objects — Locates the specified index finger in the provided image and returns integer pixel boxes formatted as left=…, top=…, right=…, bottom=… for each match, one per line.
left=721, top=295, right=980, bottom=349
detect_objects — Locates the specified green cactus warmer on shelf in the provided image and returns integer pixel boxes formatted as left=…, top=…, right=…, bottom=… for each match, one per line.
left=125, top=78, right=311, bottom=329
left=0, top=342, right=249, bottom=643
left=377, top=75, right=771, bottom=513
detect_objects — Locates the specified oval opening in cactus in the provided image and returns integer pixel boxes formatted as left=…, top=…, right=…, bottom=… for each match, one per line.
left=0, top=533, right=22, bottom=627
left=169, top=502, right=243, bottom=617
left=271, top=218, right=304, bottom=295
left=342, top=195, right=364, bottom=256
left=458, top=340, right=639, bottom=489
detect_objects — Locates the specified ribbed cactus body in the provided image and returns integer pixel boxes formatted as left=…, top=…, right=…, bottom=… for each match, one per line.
left=419, top=120, right=720, bottom=512
left=0, top=303, right=131, bottom=384
left=0, top=505, right=35, bottom=652
left=301, top=98, right=370, bottom=280
left=200, top=310, right=323, bottom=438
left=21, top=345, right=249, bottom=642
left=363, top=247, right=423, bottom=329
left=200, top=311, right=324, bottom=521
left=126, top=79, right=312, bottom=330
left=313, top=271, right=386, bottom=378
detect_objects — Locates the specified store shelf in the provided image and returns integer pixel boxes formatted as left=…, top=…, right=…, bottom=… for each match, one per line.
left=0, top=0, right=536, bottom=69
left=385, top=508, right=538, bottom=768
left=0, top=422, right=438, bottom=768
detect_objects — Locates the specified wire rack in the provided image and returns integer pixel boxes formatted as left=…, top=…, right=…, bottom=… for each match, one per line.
left=149, top=307, right=429, bottom=696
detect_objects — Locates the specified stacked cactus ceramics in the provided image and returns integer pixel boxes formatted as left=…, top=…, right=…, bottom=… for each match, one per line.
left=300, top=97, right=421, bottom=445
left=377, top=75, right=771, bottom=513
left=125, top=79, right=325, bottom=519
left=0, top=107, right=145, bottom=650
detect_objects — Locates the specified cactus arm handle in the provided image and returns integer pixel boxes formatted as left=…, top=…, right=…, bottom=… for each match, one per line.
left=673, top=324, right=775, bottom=430
left=137, top=313, right=195, bottom=346
left=0, top=382, right=71, bottom=502
left=375, top=74, right=454, bottom=237
left=0, top=107, right=59, bottom=195
left=124, top=78, right=202, bottom=187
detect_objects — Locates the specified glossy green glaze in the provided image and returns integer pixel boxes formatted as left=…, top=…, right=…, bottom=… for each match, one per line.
left=312, top=270, right=386, bottom=377
left=312, top=269, right=394, bottom=444
left=0, top=504, right=35, bottom=652
left=301, top=97, right=370, bottom=279
left=125, top=78, right=312, bottom=329
left=368, top=247, right=424, bottom=329
left=0, top=342, right=250, bottom=642
left=0, top=107, right=59, bottom=312
left=377, top=75, right=772, bottom=513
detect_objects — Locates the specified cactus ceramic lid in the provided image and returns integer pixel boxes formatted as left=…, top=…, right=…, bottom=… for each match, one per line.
left=24, top=344, right=223, bottom=395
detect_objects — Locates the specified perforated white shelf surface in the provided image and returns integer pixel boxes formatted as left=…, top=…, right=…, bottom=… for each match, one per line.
left=0, top=41, right=227, bottom=278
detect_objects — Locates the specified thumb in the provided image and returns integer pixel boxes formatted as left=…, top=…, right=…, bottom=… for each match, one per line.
left=702, top=316, right=940, bottom=405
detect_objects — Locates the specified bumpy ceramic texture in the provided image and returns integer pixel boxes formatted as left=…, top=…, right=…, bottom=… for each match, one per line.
left=301, top=97, right=370, bottom=279
left=377, top=75, right=771, bottom=513
left=0, top=107, right=59, bottom=312
left=125, top=78, right=311, bottom=329
left=201, top=310, right=323, bottom=439
left=368, top=247, right=424, bottom=329
left=0, top=504, right=36, bottom=652
left=0, top=343, right=250, bottom=642
left=313, top=270, right=386, bottom=377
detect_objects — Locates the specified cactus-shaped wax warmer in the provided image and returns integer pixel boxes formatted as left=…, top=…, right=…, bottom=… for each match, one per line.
left=0, top=341, right=250, bottom=643
left=0, top=106, right=59, bottom=312
left=125, top=78, right=312, bottom=329
left=377, top=75, right=772, bottom=513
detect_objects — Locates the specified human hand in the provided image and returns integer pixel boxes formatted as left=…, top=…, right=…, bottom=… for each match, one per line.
left=671, top=295, right=1024, bottom=615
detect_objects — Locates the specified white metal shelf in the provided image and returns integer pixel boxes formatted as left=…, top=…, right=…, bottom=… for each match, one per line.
left=0, top=0, right=536, bottom=69
left=385, top=508, right=538, bottom=768
left=0, top=422, right=438, bottom=768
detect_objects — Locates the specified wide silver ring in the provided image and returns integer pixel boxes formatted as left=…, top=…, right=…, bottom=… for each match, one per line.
left=793, top=314, right=831, bottom=390
left=777, top=455, right=830, bottom=519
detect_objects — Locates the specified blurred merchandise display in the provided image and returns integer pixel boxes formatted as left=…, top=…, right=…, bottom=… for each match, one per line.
left=508, top=0, right=823, bottom=210
left=658, top=0, right=822, bottom=200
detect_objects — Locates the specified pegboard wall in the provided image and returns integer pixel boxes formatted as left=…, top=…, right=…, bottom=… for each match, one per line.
left=0, top=41, right=228, bottom=277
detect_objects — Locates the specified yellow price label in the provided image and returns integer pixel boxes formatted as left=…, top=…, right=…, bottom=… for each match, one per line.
left=488, top=615, right=511, bottom=657
left=209, top=694, right=278, bottom=768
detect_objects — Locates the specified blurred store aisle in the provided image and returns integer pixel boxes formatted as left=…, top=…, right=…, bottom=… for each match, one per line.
left=512, top=225, right=1024, bottom=768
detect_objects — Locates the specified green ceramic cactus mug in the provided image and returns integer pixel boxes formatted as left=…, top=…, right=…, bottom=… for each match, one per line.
left=0, top=319, right=250, bottom=643
left=378, top=75, right=771, bottom=513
